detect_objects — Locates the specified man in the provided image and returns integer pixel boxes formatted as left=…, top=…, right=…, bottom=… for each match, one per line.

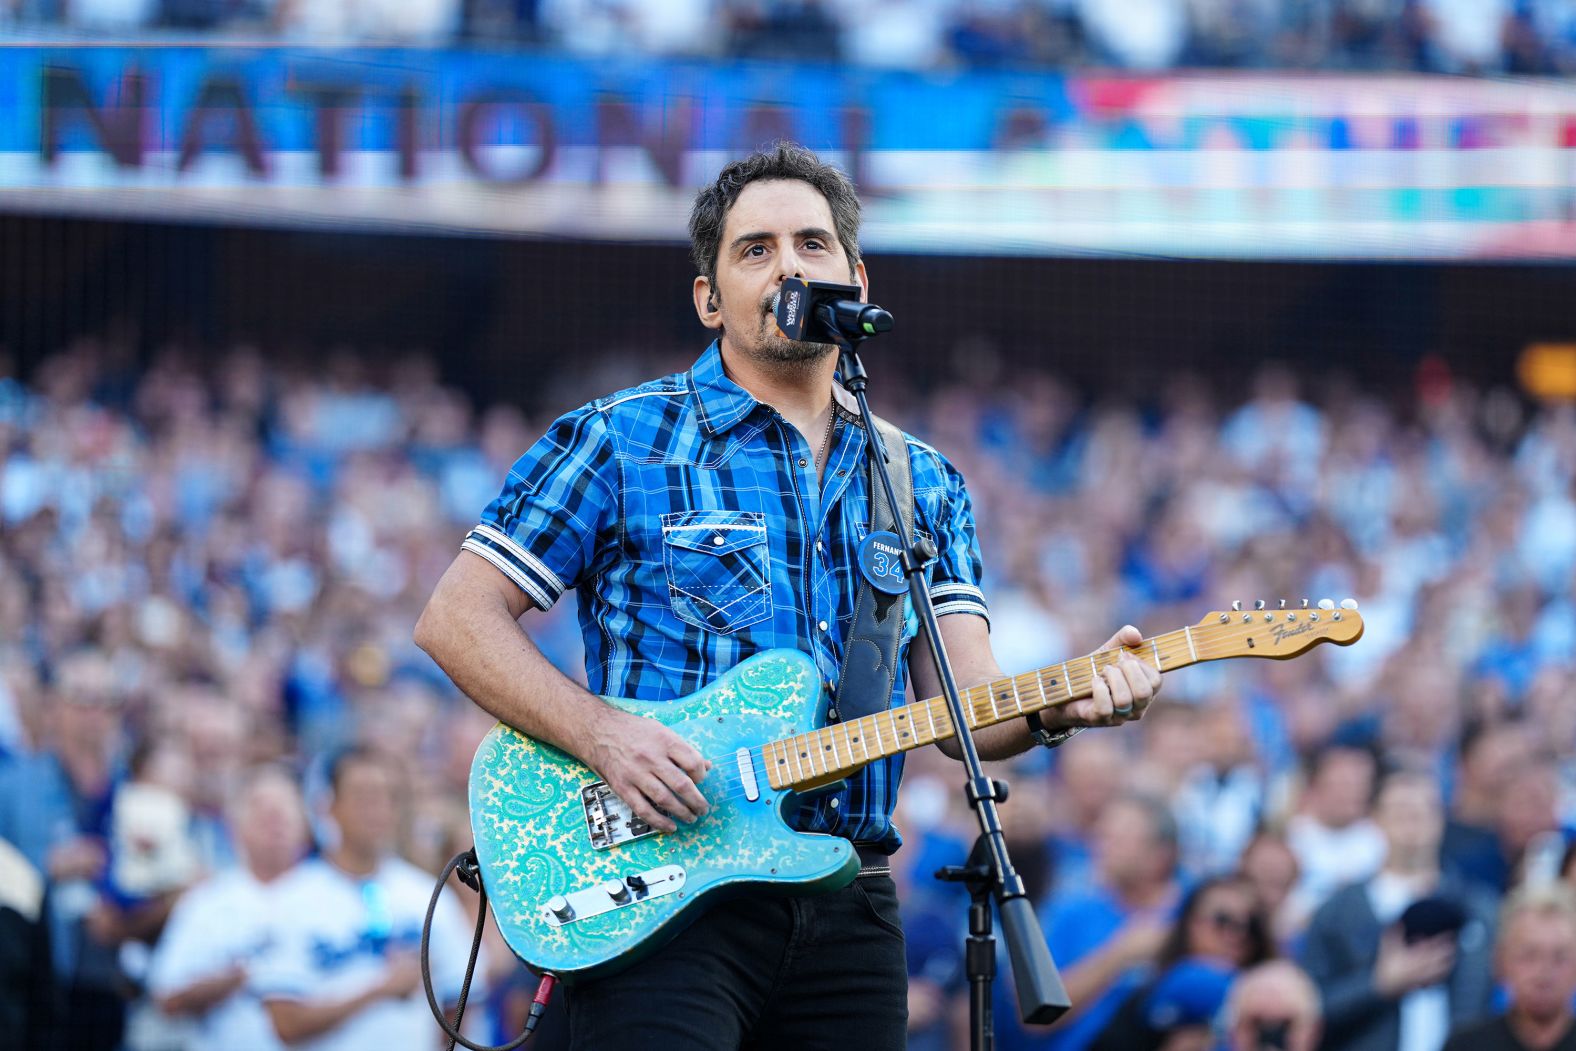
left=998, top=792, right=1184, bottom=1050
left=1301, top=768, right=1497, bottom=1051
left=413, top=142, right=1162, bottom=1050
left=0, top=650, right=128, bottom=1050
left=146, top=764, right=311, bottom=1051
left=251, top=747, right=478, bottom=1050
left=1285, top=741, right=1387, bottom=926
left=1443, top=884, right=1576, bottom=1051
left=1223, top=960, right=1323, bottom=1051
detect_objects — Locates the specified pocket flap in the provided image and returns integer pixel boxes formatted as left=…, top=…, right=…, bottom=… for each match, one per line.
left=661, top=510, right=767, bottom=556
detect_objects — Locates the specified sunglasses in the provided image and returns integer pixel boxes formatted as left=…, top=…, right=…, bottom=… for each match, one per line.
left=1208, top=909, right=1251, bottom=933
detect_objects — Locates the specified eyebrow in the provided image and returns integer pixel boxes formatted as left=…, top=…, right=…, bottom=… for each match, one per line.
left=728, top=227, right=837, bottom=253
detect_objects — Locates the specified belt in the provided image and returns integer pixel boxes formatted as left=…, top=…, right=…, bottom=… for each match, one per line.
left=854, top=843, right=891, bottom=878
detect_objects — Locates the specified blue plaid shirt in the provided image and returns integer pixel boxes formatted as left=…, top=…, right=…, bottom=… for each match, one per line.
left=463, top=342, right=989, bottom=850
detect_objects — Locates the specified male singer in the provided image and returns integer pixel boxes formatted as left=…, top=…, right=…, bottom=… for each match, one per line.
left=415, top=142, right=1162, bottom=1050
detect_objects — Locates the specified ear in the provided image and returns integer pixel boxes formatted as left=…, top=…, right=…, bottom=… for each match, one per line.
left=853, top=258, right=870, bottom=302
left=693, top=276, right=722, bottom=330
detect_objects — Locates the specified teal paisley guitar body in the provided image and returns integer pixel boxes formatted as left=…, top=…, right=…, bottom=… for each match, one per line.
left=469, top=603, right=1364, bottom=982
left=469, top=649, right=859, bottom=982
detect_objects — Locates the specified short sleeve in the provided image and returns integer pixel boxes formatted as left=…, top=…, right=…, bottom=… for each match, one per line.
left=462, top=406, right=618, bottom=611
left=913, top=444, right=989, bottom=627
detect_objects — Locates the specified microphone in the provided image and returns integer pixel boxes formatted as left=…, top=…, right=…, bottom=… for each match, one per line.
left=772, top=277, right=894, bottom=344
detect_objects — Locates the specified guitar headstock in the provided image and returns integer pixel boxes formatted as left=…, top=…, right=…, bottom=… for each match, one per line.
left=1191, top=598, right=1364, bottom=660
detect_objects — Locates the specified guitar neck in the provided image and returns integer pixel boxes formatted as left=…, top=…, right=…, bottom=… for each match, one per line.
left=763, top=627, right=1207, bottom=792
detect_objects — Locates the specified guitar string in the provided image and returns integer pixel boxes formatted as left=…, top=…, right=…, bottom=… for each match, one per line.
left=589, top=628, right=1345, bottom=813
left=681, top=629, right=1333, bottom=807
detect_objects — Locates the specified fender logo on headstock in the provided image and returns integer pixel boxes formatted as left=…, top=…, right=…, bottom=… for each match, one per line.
left=1271, top=621, right=1317, bottom=646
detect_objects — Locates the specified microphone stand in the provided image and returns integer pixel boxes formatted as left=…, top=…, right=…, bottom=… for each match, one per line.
left=819, top=306, right=1070, bottom=1051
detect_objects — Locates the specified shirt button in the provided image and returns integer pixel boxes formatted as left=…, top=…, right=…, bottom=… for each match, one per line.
left=819, top=620, right=829, bottom=632
left=798, top=458, right=808, bottom=468
left=828, top=708, right=840, bottom=721
left=815, top=540, right=824, bottom=551
left=829, top=798, right=840, bottom=809
left=712, top=536, right=724, bottom=546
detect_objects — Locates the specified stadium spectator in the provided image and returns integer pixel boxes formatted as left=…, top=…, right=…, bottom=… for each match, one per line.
left=145, top=764, right=309, bottom=1051
left=252, top=747, right=478, bottom=1049
left=1091, top=873, right=1274, bottom=1050
left=0, top=650, right=130, bottom=1049
left=1237, top=830, right=1302, bottom=952
left=1442, top=883, right=1576, bottom=1051
left=998, top=792, right=1183, bottom=1050
left=1285, top=742, right=1386, bottom=925
left=1301, top=768, right=1497, bottom=1051
left=1222, top=960, right=1323, bottom=1051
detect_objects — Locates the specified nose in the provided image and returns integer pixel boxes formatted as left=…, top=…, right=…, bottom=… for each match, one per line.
left=775, top=245, right=804, bottom=283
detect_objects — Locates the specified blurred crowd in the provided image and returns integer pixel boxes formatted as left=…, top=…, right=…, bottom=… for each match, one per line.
left=1, top=333, right=1575, bottom=1050
left=4, top=0, right=1576, bottom=75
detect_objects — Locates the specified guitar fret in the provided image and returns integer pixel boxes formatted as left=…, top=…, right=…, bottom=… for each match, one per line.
left=923, top=700, right=939, bottom=742
left=1151, top=637, right=1162, bottom=666
left=1184, top=625, right=1198, bottom=662
left=824, top=726, right=841, bottom=768
left=1009, top=677, right=1023, bottom=713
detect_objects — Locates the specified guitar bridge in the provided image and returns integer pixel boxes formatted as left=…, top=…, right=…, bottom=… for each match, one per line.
left=582, top=781, right=659, bottom=850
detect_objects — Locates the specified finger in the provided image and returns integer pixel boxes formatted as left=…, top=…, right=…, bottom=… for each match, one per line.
left=667, top=736, right=713, bottom=784
left=1088, top=667, right=1115, bottom=723
left=1099, top=624, right=1143, bottom=652
left=627, top=778, right=679, bottom=832
left=1105, top=666, right=1134, bottom=717
left=1117, top=657, right=1153, bottom=713
left=645, top=772, right=701, bottom=825
left=660, top=761, right=710, bottom=819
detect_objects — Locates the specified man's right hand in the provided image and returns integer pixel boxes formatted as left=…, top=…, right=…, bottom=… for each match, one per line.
left=580, top=708, right=712, bottom=833
left=1374, top=928, right=1456, bottom=998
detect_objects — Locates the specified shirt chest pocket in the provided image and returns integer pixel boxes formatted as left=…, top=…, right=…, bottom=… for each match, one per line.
left=661, top=510, right=772, bottom=634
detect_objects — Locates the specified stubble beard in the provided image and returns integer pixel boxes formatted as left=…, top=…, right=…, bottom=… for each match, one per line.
left=737, top=292, right=835, bottom=373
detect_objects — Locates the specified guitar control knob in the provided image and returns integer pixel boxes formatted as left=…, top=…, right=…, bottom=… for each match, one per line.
left=548, top=895, right=574, bottom=921
left=603, top=879, right=631, bottom=904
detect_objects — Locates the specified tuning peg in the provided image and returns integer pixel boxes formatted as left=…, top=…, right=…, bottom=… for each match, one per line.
left=1232, top=600, right=1242, bottom=612
left=1340, top=598, right=1359, bottom=610
left=1279, top=599, right=1286, bottom=610
left=1318, top=599, right=1335, bottom=610
left=1301, top=598, right=1310, bottom=609
left=1254, top=599, right=1266, bottom=611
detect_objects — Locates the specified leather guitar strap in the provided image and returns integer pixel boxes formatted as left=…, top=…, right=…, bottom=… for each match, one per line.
left=832, top=414, right=914, bottom=722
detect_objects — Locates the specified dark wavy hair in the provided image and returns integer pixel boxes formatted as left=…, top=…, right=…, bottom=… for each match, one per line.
left=688, top=142, right=862, bottom=289
left=1156, top=874, right=1275, bottom=970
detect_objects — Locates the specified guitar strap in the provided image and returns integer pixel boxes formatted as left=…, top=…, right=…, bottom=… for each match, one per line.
left=832, top=414, right=914, bottom=723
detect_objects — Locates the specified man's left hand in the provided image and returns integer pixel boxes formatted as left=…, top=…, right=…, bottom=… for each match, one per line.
left=1044, top=625, right=1161, bottom=731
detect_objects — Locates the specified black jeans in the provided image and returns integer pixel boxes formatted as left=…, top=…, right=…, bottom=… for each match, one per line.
left=565, top=875, right=908, bottom=1051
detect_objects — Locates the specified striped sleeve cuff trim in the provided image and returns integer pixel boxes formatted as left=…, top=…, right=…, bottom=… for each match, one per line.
left=472, top=522, right=567, bottom=595
left=930, top=582, right=986, bottom=604
left=462, top=534, right=557, bottom=611
left=932, top=598, right=989, bottom=626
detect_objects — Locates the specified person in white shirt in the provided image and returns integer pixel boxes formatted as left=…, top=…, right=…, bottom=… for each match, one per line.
left=147, top=764, right=310, bottom=1051
left=253, top=746, right=479, bottom=1051
left=1286, top=742, right=1388, bottom=926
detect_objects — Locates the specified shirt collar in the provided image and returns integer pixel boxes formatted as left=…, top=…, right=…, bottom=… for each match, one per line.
left=687, top=340, right=762, bottom=437
left=687, top=339, right=862, bottom=438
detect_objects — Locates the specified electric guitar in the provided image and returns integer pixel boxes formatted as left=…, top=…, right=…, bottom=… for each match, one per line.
left=469, top=600, right=1363, bottom=981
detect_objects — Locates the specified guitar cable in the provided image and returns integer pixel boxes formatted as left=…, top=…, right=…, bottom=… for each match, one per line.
left=421, top=847, right=558, bottom=1051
